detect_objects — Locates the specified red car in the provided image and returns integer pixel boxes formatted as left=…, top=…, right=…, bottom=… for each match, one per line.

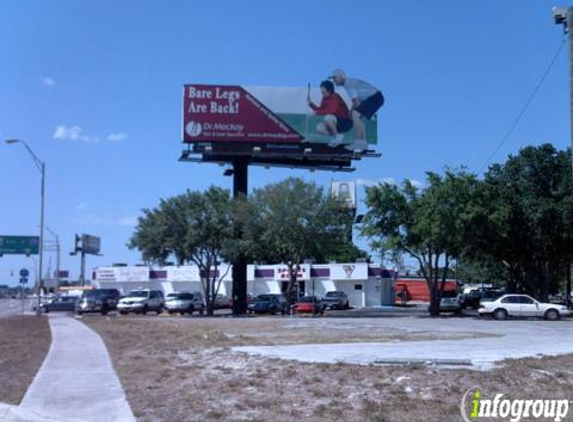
left=293, top=296, right=325, bottom=315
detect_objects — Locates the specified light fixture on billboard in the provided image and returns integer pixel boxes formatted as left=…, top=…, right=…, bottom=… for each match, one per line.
left=303, top=148, right=312, bottom=154
left=252, top=146, right=261, bottom=153
left=223, top=168, right=234, bottom=177
left=205, top=146, right=213, bottom=153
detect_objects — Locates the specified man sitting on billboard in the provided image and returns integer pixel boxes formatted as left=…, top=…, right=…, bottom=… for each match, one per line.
left=330, top=69, right=384, bottom=151
left=307, top=80, right=353, bottom=148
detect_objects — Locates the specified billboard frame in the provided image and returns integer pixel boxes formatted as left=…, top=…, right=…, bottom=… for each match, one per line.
left=180, top=83, right=382, bottom=316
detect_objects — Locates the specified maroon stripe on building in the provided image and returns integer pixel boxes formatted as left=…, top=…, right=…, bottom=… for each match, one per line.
left=311, top=268, right=330, bottom=277
left=255, top=269, right=275, bottom=278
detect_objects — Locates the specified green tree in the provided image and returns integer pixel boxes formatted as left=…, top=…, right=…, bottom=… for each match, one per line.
left=361, top=170, right=481, bottom=316
left=129, top=186, right=236, bottom=315
left=238, top=177, right=362, bottom=303
left=467, top=144, right=573, bottom=300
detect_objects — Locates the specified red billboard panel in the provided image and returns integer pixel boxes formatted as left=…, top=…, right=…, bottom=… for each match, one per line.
left=183, top=85, right=303, bottom=144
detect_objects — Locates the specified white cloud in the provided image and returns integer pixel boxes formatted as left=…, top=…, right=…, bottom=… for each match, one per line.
left=117, top=216, right=138, bottom=227
left=53, top=125, right=99, bottom=143
left=76, top=202, right=88, bottom=211
left=76, top=214, right=138, bottom=227
left=356, top=177, right=396, bottom=187
left=408, top=179, right=424, bottom=188
left=40, top=75, right=56, bottom=87
left=106, top=132, right=127, bottom=142
left=53, top=125, right=127, bottom=144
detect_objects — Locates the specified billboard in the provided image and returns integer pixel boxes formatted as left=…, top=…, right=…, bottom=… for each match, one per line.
left=331, top=180, right=357, bottom=208
left=81, top=234, right=101, bottom=255
left=182, top=85, right=377, bottom=154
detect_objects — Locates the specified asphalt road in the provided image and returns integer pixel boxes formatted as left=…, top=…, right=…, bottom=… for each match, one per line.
left=0, top=298, right=29, bottom=318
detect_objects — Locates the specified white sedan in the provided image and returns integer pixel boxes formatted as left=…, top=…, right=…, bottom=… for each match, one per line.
left=478, top=294, right=571, bottom=321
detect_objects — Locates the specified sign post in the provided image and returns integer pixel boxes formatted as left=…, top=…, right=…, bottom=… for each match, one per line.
left=19, top=270, right=28, bottom=314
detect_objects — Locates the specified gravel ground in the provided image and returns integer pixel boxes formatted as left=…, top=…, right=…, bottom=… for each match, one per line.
left=84, top=315, right=573, bottom=422
left=0, top=315, right=51, bottom=405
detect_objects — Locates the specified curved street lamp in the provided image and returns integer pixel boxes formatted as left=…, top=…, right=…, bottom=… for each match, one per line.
left=5, top=139, right=46, bottom=315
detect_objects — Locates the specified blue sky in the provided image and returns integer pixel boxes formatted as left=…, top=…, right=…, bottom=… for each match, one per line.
left=0, top=0, right=570, bottom=285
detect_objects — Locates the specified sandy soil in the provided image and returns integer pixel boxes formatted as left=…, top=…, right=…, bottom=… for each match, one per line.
left=85, top=316, right=573, bottom=422
left=0, top=315, right=51, bottom=405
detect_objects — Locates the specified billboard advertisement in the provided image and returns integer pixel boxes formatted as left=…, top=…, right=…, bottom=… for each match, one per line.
left=331, top=180, right=357, bottom=208
left=81, top=234, right=101, bottom=255
left=182, top=85, right=378, bottom=153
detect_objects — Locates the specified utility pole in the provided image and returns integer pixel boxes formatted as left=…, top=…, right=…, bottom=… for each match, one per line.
left=44, top=226, right=61, bottom=288
left=554, top=7, right=573, bottom=307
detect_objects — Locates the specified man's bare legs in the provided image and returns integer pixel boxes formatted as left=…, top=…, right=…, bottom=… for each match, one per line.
left=316, top=115, right=344, bottom=147
left=351, top=109, right=365, bottom=140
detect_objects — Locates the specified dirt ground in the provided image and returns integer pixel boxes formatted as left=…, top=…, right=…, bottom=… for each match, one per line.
left=85, top=316, right=573, bottom=422
left=0, top=315, right=51, bottom=405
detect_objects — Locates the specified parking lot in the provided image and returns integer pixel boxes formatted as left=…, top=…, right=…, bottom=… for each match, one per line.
left=81, top=312, right=573, bottom=422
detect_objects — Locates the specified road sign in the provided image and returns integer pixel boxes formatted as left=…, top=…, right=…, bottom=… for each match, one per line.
left=19, top=277, right=28, bottom=284
left=0, top=236, right=39, bottom=255
left=19, top=268, right=29, bottom=277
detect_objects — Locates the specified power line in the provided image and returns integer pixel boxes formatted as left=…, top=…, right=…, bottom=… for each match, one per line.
left=478, top=36, right=566, bottom=174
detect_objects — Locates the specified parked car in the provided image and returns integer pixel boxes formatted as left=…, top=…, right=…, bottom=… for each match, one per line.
left=478, top=294, right=571, bottom=321
left=117, top=289, right=164, bottom=315
left=480, top=289, right=505, bottom=303
left=164, top=292, right=205, bottom=315
left=75, top=288, right=121, bottom=315
left=322, top=291, right=350, bottom=310
left=40, top=295, right=78, bottom=313
left=293, top=296, right=326, bottom=315
left=439, top=290, right=461, bottom=315
left=229, top=294, right=254, bottom=309
left=247, top=294, right=287, bottom=315
left=459, top=289, right=483, bottom=310
left=213, top=294, right=231, bottom=309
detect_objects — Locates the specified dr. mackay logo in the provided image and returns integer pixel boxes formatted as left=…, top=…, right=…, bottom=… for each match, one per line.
left=460, top=388, right=570, bottom=422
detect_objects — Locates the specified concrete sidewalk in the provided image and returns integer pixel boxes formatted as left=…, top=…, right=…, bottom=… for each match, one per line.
left=1, top=314, right=136, bottom=422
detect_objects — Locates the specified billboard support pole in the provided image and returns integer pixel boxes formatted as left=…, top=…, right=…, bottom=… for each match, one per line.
left=80, top=249, right=86, bottom=286
left=232, top=158, right=248, bottom=315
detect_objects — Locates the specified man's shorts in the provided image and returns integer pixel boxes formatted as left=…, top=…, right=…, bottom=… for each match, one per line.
left=336, top=117, right=353, bottom=133
left=355, top=91, right=384, bottom=120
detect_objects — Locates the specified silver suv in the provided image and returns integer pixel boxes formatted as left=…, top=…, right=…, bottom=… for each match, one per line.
left=164, top=291, right=205, bottom=315
left=118, top=289, right=164, bottom=315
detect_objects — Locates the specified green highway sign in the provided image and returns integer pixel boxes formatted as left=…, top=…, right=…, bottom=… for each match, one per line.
left=0, top=236, right=40, bottom=255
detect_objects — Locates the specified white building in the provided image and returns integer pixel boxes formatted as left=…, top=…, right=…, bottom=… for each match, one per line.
left=92, top=263, right=396, bottom=308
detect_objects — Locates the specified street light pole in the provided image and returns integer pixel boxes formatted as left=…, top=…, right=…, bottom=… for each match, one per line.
left=5, top=139, right=46, bottom=315
left=554, top=7, right=573, bottom=307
